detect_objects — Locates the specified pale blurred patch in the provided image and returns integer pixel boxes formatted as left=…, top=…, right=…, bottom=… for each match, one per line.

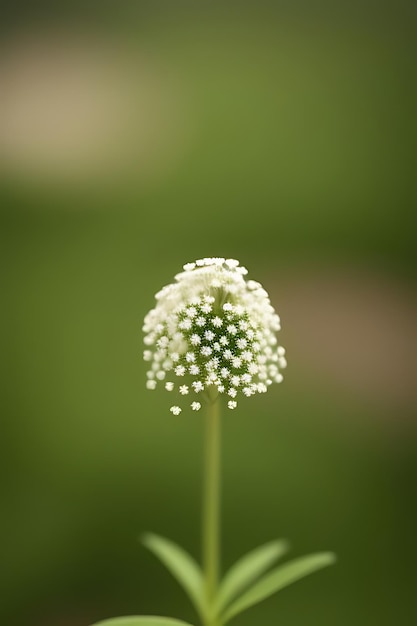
left=271, top=266, right=416, bottom=416
left=0, top=29, right=189, bottom=185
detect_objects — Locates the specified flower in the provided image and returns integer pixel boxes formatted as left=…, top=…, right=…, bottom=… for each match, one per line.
left=143, top=257, right=286, bottom=413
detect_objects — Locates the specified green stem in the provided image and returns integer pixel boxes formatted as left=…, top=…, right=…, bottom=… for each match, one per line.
left=203, top=395, right=222, bottom=626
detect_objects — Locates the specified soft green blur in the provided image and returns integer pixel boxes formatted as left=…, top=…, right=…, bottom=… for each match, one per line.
left=1, top=3, right=415, bottom=626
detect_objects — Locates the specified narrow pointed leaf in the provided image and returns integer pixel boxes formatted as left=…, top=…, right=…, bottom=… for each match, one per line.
left=222, top=552, right=337, bottom=622
left=90, top=617, right=195, bottom=626
left=142, top=533, right=205, bottom=618
left=217, top=539, right=289, bottom=612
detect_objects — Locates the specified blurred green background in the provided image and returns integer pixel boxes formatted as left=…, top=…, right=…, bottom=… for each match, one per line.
left=1, top=2, right=415, bottom=625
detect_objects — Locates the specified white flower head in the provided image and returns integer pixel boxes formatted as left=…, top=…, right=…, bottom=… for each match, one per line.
left=143, top=258, right=286, bottom=413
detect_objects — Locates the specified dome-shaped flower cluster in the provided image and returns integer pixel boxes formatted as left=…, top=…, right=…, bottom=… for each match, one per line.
left=143, top=258, right=287, bottom=414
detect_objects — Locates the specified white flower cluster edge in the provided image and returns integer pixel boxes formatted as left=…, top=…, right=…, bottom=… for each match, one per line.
left=143, top=257, right=287, bottom=414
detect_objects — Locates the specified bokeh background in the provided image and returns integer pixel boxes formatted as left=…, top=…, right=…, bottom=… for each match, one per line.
left=1, top=2, right=415, bottom=625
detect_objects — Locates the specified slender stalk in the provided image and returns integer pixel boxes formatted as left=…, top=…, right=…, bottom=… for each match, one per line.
left=203, top=395, right=222, bottom=626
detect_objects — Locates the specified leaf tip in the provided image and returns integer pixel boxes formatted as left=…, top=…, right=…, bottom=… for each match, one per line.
left=277, top=538, right=291, bottom=553
left=323, top=551, right=337, bottom=565
left=141, top=532, right=157, bottom=547
left=311, top=551, right=338, bottom=569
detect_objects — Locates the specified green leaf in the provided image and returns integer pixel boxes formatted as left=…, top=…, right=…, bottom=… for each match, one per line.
left=217, top=539, right=289, bottom=612
left=222, top=552, right=337, bottom=622
left=90, top=617, right=195, bottom=626
left=142, top=533, right=205, bottom=619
